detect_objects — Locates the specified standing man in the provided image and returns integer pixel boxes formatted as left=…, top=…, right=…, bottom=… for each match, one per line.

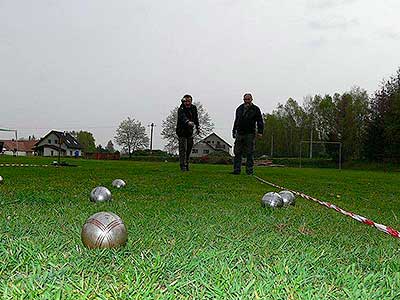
left=176, top=94, right=200, bottom=171
left=231, top=93, right=264, bottom=175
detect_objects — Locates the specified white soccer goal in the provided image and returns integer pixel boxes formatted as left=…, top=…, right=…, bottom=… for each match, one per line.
left=0, top=128, right=18, bottom=156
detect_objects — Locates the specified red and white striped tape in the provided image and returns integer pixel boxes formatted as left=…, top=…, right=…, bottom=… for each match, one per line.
left=254, top=175, right=400, bottom=239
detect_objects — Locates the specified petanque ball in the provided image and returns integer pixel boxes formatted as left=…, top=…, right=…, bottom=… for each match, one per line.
left=90, top=186, right=112, bottom=202
left=112, top=179, right=126, bottom=188
left=279, top=190, right=295, bottom=206
left=81, top=212, right=127, bottom=249
left=0, top=175, right=3, bottom=184
left=261, top=192, right=284, bottom=208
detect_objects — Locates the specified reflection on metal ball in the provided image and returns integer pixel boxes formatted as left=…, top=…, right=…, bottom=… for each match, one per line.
left=279, top=190, right=295, bottom=206
left=112, top=179, right=126, bottom=188
left=81, top=212, right=128, bottom=249
left=90, top=186, right=112, bottom=202
left=0, top=175, right=3, bottom=184
left=261, top=192, right=283, bottom=208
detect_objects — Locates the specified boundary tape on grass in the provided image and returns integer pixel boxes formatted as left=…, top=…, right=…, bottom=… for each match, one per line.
left=254, top=175, right=400, bottom=239
left=0, top=164, right=49, bottom=167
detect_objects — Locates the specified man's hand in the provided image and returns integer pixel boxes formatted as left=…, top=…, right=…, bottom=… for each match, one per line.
left=187, top=121, right=194, bottom=127
left=257, top=133, right=263, bottom=138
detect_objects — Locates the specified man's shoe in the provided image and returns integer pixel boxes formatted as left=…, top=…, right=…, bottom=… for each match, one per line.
left=185, top=164, right=189, bottom=171
left=246, top=172, right=254, bottom=176
left=230, top=171, right=240, bottom=175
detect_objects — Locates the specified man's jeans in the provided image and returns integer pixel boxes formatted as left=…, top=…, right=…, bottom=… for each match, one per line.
left=233, top=133, right=256, bottom=174
left=178, top=136, right=194, bottom=171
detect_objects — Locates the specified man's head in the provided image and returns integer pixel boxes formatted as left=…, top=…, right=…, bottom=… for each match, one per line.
left=243, top=93, right=253, bottom=107
left=182, top=94, right=193, bottom=108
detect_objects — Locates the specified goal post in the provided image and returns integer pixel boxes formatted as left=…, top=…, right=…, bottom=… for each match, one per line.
left=0, top=128, right=18, bottom=156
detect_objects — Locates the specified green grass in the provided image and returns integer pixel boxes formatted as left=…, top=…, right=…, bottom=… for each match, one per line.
left=1, top=157, right=400, bottom=299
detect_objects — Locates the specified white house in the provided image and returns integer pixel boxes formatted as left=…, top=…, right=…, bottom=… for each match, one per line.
left=34, top=131, right=82, bottom=157
left=191, top=133, right=232, bottom=158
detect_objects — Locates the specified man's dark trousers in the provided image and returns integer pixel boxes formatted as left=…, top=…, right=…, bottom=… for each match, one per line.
left=233, top=133, right=255, bottom=174
left=178, top=136, right=193, bottom=171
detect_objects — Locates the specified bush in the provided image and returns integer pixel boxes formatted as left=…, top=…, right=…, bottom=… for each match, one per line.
left=131, top=150, right=169, bottom=156
left=120, top=155, right=178, bottom=162
left=192, top=151, right=232, bottom=165
left=271, top=157, right=338, bottom=168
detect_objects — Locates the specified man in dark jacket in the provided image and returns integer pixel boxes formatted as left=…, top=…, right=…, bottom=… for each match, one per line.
left=232, top=93, right=264, bottom=175
left=176, top=94, right=200, bottom=171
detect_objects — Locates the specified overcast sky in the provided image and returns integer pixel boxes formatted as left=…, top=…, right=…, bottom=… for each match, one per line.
left=1, top=0, right=399, bottom=149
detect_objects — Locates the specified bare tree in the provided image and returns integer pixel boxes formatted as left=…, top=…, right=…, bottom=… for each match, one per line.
left=115, top=117, right=149, bottom=158
left=161, top=102, right=214, bottom=153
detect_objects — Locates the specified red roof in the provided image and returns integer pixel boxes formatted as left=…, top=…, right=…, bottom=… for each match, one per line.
left=2, top=140, right=37, bottom=152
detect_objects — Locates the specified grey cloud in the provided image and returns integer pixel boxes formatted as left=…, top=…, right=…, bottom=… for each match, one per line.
left=307, top=37, right=327, bottom=48
left=307, top=0, right=358, bottom=9
left=380, top=30, right=400, bottom=40
left=308, top=18, right=359, bottom=31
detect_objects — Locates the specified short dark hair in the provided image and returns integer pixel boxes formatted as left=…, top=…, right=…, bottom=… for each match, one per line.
left=182, top=94, right=193, bottom=102
left=243, top=93, right=253, bottom=99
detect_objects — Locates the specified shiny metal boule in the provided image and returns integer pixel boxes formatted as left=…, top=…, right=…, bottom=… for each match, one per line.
left=112, top=179, right=126, bottom=188
left=0, top=175, right=3, bottom=184
left=261, top=192, right=284, bottom=208
left=90, top=186, right=112, bottom=202
left=81, top=212, right=128, bottom=249
left=279, top=190, right=295, bottom=206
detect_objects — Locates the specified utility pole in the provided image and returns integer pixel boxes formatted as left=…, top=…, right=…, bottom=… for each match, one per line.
left=58, top=134, right=61, bottom=165
left=58, top=131, right=65, bottom=165
left=15, top=130, right=18, bottom=157
left=148, top=123, right=155, bottom=154
left=309, top=128, right=313, bottom=159
left=270, top=134, right=274, bottom=157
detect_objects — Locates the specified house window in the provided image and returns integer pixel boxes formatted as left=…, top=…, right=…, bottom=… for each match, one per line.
left=192, top=149, right=198, bottom=154
left=211, top=141, right=214, bottom=143
left=48, top=139, right=51, bottom=144
left=51, top=150, right=54, bottom=156
left=203, top=149, right=209, bottom=154
left=55, top=140, right=58, bottom=144
left=70, top=150, right=73, bottom=156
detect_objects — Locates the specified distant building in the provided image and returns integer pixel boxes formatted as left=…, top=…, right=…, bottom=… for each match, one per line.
left=191, top=133, right=232, bottom=158
left=34, top=131, right=82, bottom=157
left=0, top=139, right=37, bottom=156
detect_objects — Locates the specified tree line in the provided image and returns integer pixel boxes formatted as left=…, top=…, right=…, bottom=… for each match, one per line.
left=256, top=67, right=400, bottom=162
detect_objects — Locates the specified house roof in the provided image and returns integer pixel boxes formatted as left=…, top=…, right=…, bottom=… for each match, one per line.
left=34, top=130, right=82, bottom=149
left=1, top=140, right=37, bottom=152
left=194, top=132, right=232, bottom=148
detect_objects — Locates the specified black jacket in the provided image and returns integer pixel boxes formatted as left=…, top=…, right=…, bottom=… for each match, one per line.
left=232, top=103, right=264, bottom=136
left=176, top=104, right=200, bottom=137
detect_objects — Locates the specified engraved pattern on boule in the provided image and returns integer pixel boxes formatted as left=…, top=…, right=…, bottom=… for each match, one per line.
left=81, top=212, right=128, bottom=249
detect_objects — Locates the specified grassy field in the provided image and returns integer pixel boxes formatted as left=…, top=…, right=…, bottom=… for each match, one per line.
left=1, top=157, right=400, bottom=299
